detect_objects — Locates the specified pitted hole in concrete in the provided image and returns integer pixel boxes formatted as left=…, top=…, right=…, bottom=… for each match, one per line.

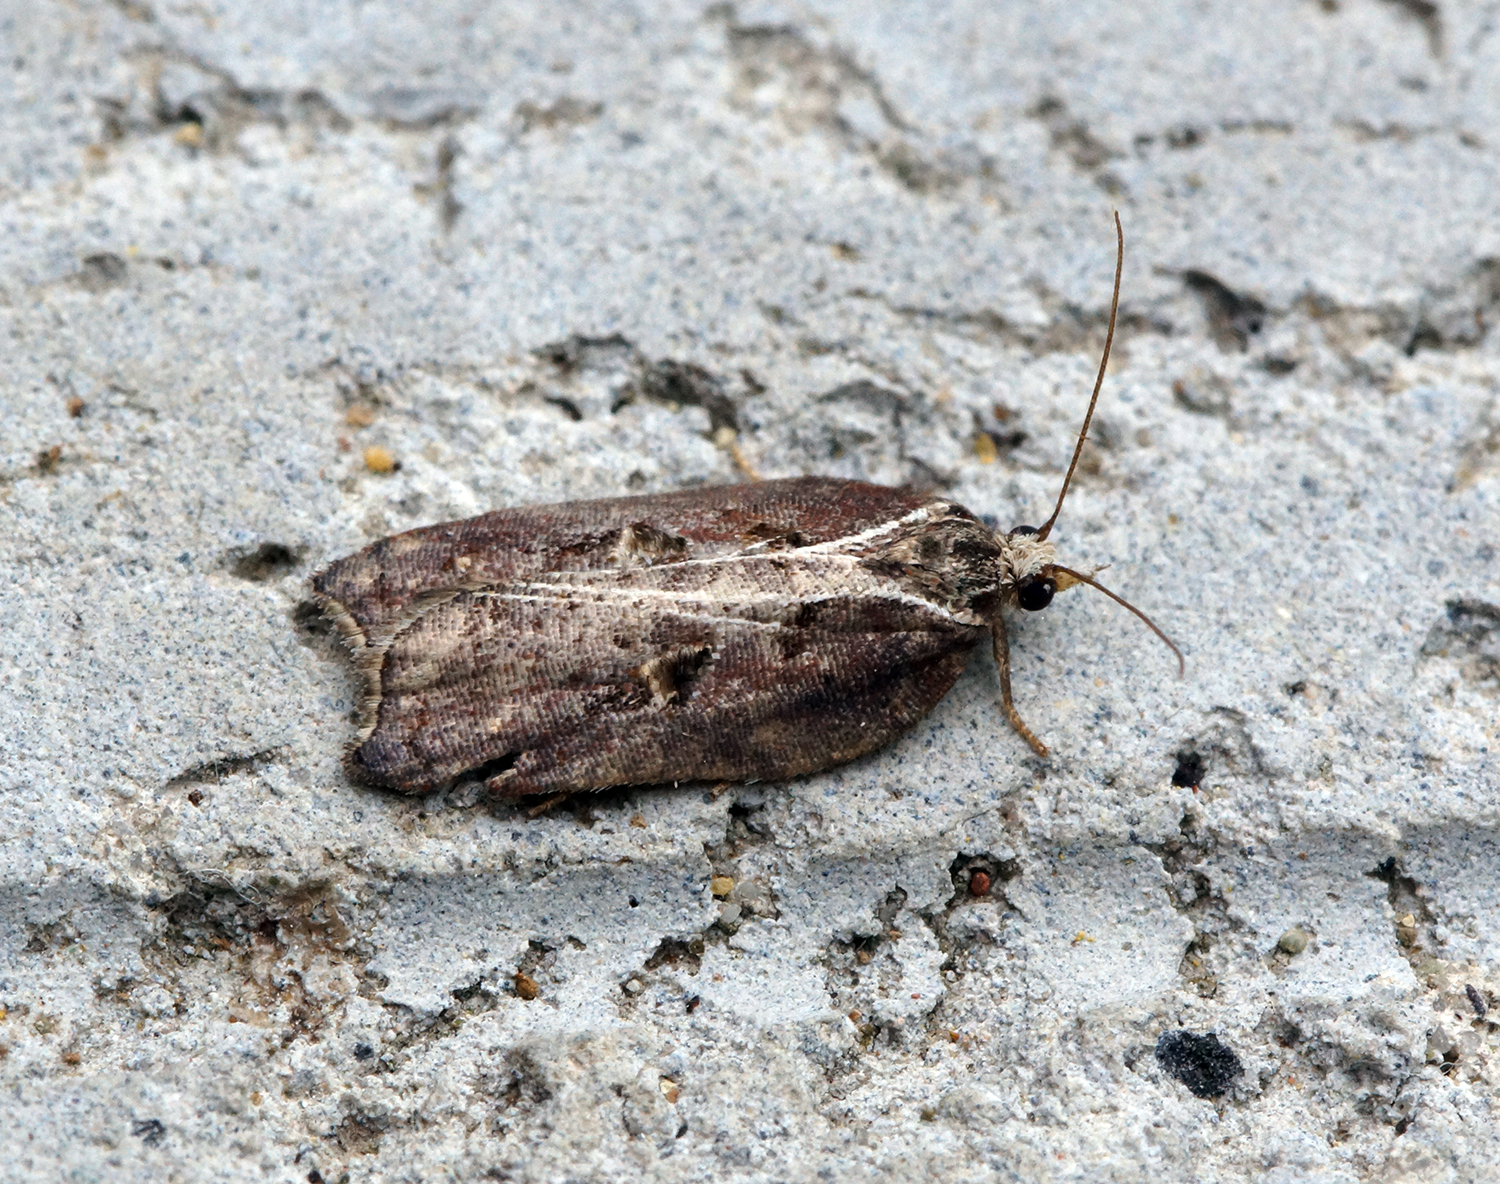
left=292, top=599, right=334, bottom=638
left=643, top=936, right=705, bottom=976
left=824, top=893, right=909, bottom=1029
left=1172, top=750, right=1205, bottom=788
left=76, top=252, right=129, bottom=292
left=141, top=881, right=362, bottom=1047
left=1155, top=1029, right=1243, bottom=1098
left=1027, top=94, right=1121, bottom=178
left=24, top=917, right=82, bottom=956
left=1266, top=1014, right=1305, bottom=1049
left=507, top=939, right=556, bottom=1001
left=542, top=394, right=584, bottom=421
left=972, top=403, right=1029, bottom=458
left=131, top=1118, right=166, bottom=1147
left=166, top=748, right=281, bottom=789
left=34, top=444, right=65, bottom=474
left=875, top=886, right=908, bottom=931
left=636, top=358, right=739, bottom=436
left=1171, top=370, right=1233, bottom=417
left=1182, top=270, right=1266, bottom=351
left=1420, top=599, right=1500, bottom=690
left=515, top=938, right=551, bottom=976
left=537, top=332, right=635, bottom=377
left=229, top=542, right=304, bottom=582
left=945, top=852, right=1019, bottom=907
left=1404, top=322, right=1444, bottom=356
left=1368, top=856, right=1440, bottom=970
left=514, top=97, right=604, bottom=134
left=1173, top=709, right=1269, bottom=784
left=931, top=855, right=1022, bottom=995
left=1143, top=808, right=1230, bottom=998
left=332, top=1111, right=387, bottom=1156
left=450, top=980, right=487, bottom=1005
left=705, top=793, right=778, bottom=931
left=495, top=1050, right=555, bottom=1110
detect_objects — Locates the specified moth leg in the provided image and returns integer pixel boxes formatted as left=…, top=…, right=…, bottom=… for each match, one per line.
left=524, top=792, right=571, bottom=818
left=991, top=614, right=1049, bottom=758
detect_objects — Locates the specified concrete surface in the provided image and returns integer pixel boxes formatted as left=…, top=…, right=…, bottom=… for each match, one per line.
left=2, top=1, right=1498, bottom=1181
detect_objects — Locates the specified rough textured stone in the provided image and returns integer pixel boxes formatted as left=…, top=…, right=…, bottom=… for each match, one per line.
left=2, top=2, right=1497, bottom=1181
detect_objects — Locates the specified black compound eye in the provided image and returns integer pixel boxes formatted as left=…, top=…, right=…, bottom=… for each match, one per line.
left=1009, top=524, right=1039, bottom=537
left=1017, top=576, right=1056, bottom=612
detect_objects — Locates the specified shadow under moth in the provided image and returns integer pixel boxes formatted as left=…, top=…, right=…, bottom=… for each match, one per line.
left=312, top=214, right=1182, bottom=800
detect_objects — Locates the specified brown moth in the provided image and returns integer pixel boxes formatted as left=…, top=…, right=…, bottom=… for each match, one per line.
left=312, top=214, right=1181, bottom=799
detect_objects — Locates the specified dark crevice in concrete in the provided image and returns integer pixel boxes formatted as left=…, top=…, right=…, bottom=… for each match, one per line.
left=1419, top=599, right=1500, bottom=691
left=99, top=49, right=352, bottom=154
left=721, top=10, right=990, bottom=195
left=1382, top=0, right=1444, bottom=58
left=413, top=135, right=464, bottom=232
left=1027, top=94, right=1126, bottom=195
left=1368, top=856, right=1441, bottom=973
left=514, top=96, right=603, bottom=133
left=165, top=748, right=282, bottom=789
left=228, top=541, right=304, bottom=582
left=637, top=360, right=740, bottom=435
left=875, top=293, right=1168, bottom=358
left=1182, top=270, right=1267, bottom=352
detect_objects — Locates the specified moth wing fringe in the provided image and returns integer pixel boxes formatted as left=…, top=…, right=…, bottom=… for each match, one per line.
left=314, top=579, right=495, bottom=745
left=314, top=593, right=368, bottom=651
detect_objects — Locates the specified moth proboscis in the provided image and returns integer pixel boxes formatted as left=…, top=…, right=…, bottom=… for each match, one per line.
left=311, top=212, right=1183, bottom=799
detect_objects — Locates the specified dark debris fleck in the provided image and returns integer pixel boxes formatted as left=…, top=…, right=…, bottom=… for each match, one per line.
left=1155, top=1029, right=1242, bottom=1098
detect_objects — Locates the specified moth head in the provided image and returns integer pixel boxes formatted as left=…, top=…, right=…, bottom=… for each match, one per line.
left=1001, top=514, right=1179, bottom=668
left=999, top=524, right=1068, bottom=613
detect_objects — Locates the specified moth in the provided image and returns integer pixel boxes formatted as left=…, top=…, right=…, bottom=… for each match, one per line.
left=312, top=214, right=1181, bottom=799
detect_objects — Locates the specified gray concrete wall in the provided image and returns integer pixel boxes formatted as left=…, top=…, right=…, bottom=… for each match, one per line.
left=2, top=2, right=1497, bottom=1180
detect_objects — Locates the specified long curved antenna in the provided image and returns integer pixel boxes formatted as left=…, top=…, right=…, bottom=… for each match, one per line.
left=1037, top=211, right=1124, bottom=542
left=1051, top=564, right=1185, bottom=676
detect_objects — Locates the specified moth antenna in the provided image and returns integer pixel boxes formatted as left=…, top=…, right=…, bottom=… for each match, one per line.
left=991, top=614, right=1050, bottom=757
left=1050, top=564, right=1185, bottom=676
left=1036, top=211, right=1124, bottom=542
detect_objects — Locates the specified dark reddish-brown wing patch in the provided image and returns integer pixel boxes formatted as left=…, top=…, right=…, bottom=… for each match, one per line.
left=349, top=584, right=984, bottom=796
left=311, top=476, right=929, bottom=641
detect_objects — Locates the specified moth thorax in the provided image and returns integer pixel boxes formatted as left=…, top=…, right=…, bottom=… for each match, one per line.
left=999, top=531, right=1057, bottom=586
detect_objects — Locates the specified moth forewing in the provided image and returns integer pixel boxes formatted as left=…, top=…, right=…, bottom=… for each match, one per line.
left=313, top=478, right=996, bottom=797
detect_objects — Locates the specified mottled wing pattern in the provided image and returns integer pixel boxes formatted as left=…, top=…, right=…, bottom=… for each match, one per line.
left=355, top=580, right=981, bottom=795
left=311, top=477, right=931, bottom=644
left=312, top=477, right=1002, bottom=796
